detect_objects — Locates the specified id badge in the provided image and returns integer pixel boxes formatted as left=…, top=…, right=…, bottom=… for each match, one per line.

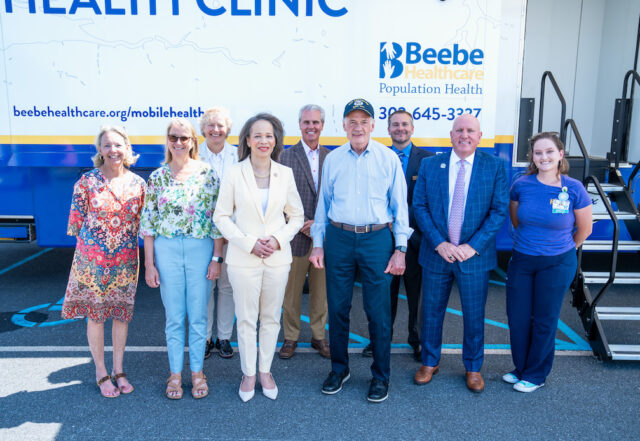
left=552, top=199, right=570, bottom=214
left=552, top=187, right=570, bottom=214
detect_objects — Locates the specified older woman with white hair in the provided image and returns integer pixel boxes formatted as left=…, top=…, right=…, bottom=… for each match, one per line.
left=62, top=125, right=145, bottom=398
left=198, top=107, right=239, bottom=360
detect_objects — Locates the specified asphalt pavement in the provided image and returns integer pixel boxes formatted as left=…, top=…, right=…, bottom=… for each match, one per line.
left=1, top=243, right=639, bottom=441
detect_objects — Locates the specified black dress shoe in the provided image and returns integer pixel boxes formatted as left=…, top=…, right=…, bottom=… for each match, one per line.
left=321, top=370, right=350, bottom=395
left=367, top=378, right=389, bottom=403
left=204, top=339, right=214, bottom=360
left=216, top=339, right=234, bottom=359
left=362, top=343, right=373, bottom=357
left=411, top=344, right=422, bottom=362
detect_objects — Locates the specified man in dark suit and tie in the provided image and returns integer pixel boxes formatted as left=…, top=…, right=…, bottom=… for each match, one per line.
left=361, top=110, right=432, bottom=361
left=412, top=114, right=508, bottom=393
left=279, top=104, right=331, bottom=359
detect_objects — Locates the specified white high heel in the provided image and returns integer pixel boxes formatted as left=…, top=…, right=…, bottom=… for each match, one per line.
left=260, top=372, right=278, bottom=400
left=238, top=376, right=255, bottom=402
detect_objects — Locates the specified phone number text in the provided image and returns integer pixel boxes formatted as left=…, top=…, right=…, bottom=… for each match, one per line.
left=379, top=106, right=481, bottom=121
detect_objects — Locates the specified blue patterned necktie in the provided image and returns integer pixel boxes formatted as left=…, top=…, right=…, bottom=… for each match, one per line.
left=448, top=159, right=466, bottom=245
left=396, top=150, right=407, bottom=174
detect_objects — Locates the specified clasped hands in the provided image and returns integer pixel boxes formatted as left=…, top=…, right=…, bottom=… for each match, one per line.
left=251, top=236, right=280, bottom=259
left=436, top=241, right=477, bottom=263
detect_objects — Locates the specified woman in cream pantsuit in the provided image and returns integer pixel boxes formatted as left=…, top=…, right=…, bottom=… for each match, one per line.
left=213, top=113, right=304, bottom=402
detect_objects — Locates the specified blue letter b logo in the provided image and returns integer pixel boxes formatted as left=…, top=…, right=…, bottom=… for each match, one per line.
left=379, top=42, right=403, bottom=79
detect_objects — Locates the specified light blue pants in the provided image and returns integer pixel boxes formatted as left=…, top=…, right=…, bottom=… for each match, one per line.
left=154, top=235, right=213, bottom=374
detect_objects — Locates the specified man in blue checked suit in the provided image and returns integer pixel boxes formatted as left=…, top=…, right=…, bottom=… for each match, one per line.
left=412, top=114, right=508, bottom=393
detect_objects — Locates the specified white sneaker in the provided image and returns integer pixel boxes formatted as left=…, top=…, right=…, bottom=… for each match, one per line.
left=502, top=372, right=519, bottom=384
left=513, top=380, right=544, bottom=393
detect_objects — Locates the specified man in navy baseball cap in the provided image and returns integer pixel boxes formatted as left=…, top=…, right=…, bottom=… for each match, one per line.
left=343, top=98, right=375, bottom=118
left=310, top=96, right=411, bottom=403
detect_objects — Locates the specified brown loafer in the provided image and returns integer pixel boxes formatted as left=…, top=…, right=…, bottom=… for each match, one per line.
left=311, top=338, right=331, bottom=358
left=466, top=371, right=484, bottom=393
left=279, top=340, right=297, bottom=359
left=414, top=365, right=439, bottom=385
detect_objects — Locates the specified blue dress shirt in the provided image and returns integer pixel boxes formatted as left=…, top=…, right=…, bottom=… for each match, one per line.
left=391, top=143, right=412, bottom=175
left=311, top=139, right=412, bottom=248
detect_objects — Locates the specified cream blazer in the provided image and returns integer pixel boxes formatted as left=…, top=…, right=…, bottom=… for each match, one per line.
left=213, top=158, right=304, bottom=267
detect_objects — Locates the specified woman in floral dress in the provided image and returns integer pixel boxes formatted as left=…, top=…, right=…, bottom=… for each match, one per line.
left=141, top=118, right=224, bottom=400
left=62, top=125, right=145, bottom=398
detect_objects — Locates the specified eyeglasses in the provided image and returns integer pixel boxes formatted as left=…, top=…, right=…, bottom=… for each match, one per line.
left=168, top=135, right=192, bottom=144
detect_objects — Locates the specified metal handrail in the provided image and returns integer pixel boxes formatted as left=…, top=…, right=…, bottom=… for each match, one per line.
left=539, top=71, right=567, bottom=142
left=627, top=161, right=639, bottom=190
left=563, top=119, right=590, bottom=182
left=616, top=70, right=640, bottom=168
left=584, top=176, right=619, bottom=316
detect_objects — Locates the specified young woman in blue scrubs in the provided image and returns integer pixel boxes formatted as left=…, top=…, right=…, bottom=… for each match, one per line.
left=505, top=132, right=592, bottom=392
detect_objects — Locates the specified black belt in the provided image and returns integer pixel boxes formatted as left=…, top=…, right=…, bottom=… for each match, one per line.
left=330, top=221, right=390, bottom=234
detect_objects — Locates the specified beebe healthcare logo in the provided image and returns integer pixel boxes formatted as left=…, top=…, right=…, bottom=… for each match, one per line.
left=379, top=41, right=485, bottom=79
left=378, top=41, right=487, bottom=97
left=380, top=43, right=404, bottom=79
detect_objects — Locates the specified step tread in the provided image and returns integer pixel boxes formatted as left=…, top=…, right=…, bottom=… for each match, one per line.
left=596, top=306, right=640, bottom=320
left=587, top=183, right=625, bottom=192
left=582, top=272, right=640, bottom=284
left=583, top=272, right=640, bottom=277
left=609, top=344, right=640, bottom=352
left=592, top=211, right=638, bottom=220
left=596, top=306, right=640, bottom=313
left=610, top=344, right=640, bottom=360
left=582, top=240, right=640, bottom=250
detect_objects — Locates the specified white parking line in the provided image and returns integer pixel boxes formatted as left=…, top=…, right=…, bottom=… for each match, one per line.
left=0, top=346, right=592, bottom=356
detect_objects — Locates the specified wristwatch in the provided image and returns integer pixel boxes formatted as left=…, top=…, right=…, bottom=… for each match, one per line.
left=211, top=256, right=224, bottom=263
left=395, top=246, right=407, bottom=253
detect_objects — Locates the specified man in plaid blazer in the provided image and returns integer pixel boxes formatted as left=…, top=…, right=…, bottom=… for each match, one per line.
left=412, top=114, right=508, bottom=393
left=278, top=104, right=331, bottom=359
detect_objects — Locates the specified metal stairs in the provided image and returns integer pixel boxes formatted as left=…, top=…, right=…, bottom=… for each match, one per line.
left=572, top=163, right=640, bottom=360
left=569, top=70, right=640, bottom=361
left=527, top=71, right=640, bottom=360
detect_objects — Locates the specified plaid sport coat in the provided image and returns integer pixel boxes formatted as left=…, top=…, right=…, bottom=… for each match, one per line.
left=279, top=141, right=330, bottom=257
left=413, top=149, right=509, bottom=274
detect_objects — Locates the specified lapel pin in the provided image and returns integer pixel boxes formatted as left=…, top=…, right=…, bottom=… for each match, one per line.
left=440, top=163, right=446, bottom=169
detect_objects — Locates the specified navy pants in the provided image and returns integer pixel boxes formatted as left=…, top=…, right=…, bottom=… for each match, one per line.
left=421, top=264, right=489, bottom=372
left=390, top=235, right=422, bottom=348
left=506, top=249, right=577, bottom=385
left=325, top=223, right=393, bottom=382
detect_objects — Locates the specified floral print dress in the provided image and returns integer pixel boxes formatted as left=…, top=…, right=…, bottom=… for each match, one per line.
left=139, top=163, right=221, bottom=239
left=62, top=168, right=146, bottom=323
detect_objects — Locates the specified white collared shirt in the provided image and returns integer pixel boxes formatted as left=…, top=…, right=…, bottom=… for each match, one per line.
left=447, top=149, right=475, bottom=218
left=301, top=140, right=320, bottom=191
left=198, top=140, right=239, bottom=182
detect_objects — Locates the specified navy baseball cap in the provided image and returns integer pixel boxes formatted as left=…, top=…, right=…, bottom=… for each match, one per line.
left=343, top=98, right=374, bottom=118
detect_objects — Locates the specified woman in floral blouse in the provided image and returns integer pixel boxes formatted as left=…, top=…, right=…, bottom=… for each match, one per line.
left=62, top=125, right=145, bottom=398
left=140, top=118, right=224, bottom=400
